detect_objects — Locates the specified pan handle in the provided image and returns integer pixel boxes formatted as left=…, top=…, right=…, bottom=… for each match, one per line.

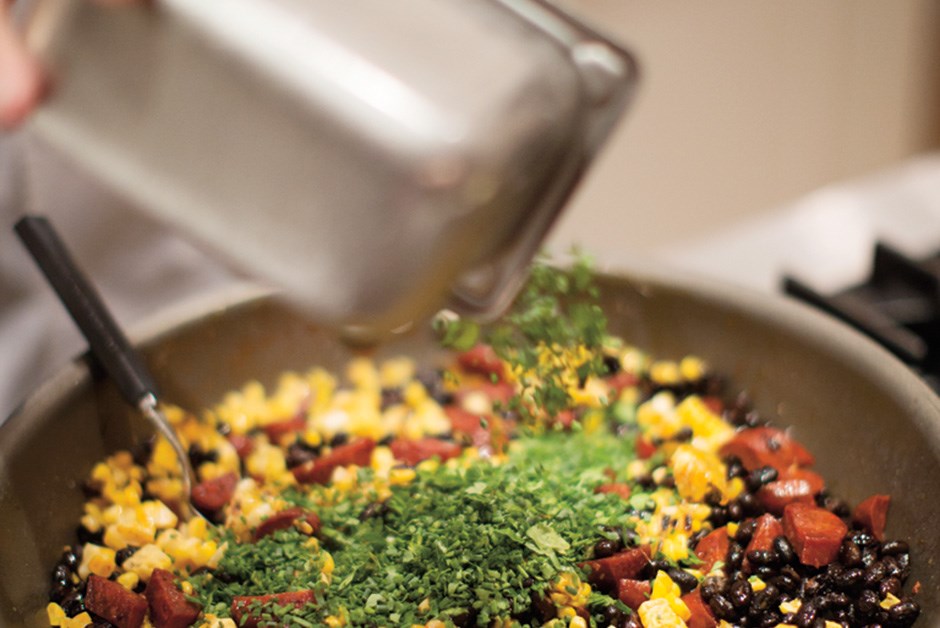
left=14, top=215, right=158, bottom=406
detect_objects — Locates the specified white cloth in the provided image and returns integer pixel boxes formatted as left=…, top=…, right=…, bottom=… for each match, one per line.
left=0, top=132, right=237, bottom=420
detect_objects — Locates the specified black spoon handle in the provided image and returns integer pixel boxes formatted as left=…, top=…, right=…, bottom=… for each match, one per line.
left=14, top=215, right=158, bottom=405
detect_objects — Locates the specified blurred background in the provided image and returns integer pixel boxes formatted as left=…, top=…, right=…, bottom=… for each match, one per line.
left=547, top=0, right=940, bottom=258
left=2, top=0, right=940, bottom=417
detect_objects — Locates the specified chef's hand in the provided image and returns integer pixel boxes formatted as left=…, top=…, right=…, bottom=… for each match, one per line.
left=0, top=1, right=43, bottom=129
left=0, top=0, right=138, bottom=129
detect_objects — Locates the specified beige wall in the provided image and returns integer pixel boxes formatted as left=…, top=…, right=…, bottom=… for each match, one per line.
left=546, top=1, right=940, bottom=258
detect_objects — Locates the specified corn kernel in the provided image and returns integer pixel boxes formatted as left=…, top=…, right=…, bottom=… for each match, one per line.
left=425, top=620, right=446, bottom=628
left=679, top=356, right=706, bottom=381
left=418, top=598, right=431, bottom=613
left=117, top=572, right=140, bottom=591
left=880, top=593, right=901, bottom=609
left=638, top=598, right=688, bottom=628
left=650, top=361, right=681, bottom=385
left=47, top=602, right=67, bottom=626
left=748, top=576, right=766, bottom=592
left=779, top=599, right=801, bottom=614
left=122, top=544, right=172, bottom=581
left=726, top=522, right=738, bottom=537
left=569, top=617, right=588, bottom=628
left=390, top=467, right=417, bottom=486
left=79, top=544, right=117, bottom=579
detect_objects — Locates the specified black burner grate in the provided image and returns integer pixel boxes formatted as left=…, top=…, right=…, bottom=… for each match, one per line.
left=783, top=243, right=940, bottom=390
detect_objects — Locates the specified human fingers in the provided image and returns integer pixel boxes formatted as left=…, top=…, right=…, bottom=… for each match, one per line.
left=0, top=2, right=45, bottom=129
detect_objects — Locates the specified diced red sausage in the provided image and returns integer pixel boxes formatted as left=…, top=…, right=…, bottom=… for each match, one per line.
left=227, top=434, right=255, bottom=459
left=190, top=472, right=239, bottom=514
left=694, top=527, right=729, bottom=573
left=145, top=569, right=201, bottom=628
left=719, top=426, right=815, bottom=473
left=457, top=345, right=505, bottom=380
left=85, top=575, right=148, bottom=628
left=455, top=381, right=516, bottom=406
left=746, top=514, right=784, bottom=554
left=853, top=494, right=891, bottom=541
left=291, top=438, right=375, bottom=484
left=635, top=435, right=657, bottom=460
left=254, top=507, right=321, bottom=541
left=581, top=546, right=652, bottom=590
left=389, top=438, right=463, bottom=466
left=595, top=483, right=632, bottom=500
left=782, top=503, right=848, bottom=567
left=605, top=371, right=639, bottom=394
left=444, top=406, right=513, bottom=452
left=683, top=588, right=718, bottom=628
left=757, top=468, right=825, bottom=515
left=230, top=590, right=317, bottom=628
left=616, top=578, right=651, bottom=611
left=262, top=416, right=307, bottom=444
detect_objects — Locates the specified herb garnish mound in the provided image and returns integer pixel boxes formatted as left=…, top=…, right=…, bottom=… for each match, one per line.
left=194, top=430, right=646, bottom=627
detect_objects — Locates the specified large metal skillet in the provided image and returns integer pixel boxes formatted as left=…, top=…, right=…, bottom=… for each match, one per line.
left=1, top=269, right=939, bottom=627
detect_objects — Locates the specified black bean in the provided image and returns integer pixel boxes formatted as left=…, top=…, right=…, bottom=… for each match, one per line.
left=880, top=540, right=909, bottom=556
left=746, top=466, right=779, bottom=491
left=794, top=598, right=819, bottom=628
left=735, top=519, right=757, bottom=545
left=747, top=549, right=777, bottom=566
left=856, top=588, right=881, bottom=616
left=329, top=433, right=349, bottom=447
left=863, top=562, right=888, bottom=588
left=60, top=590, right=84, bottom=616
left=621, top=613, right=642, bottom=628
left=773, top=536, right=796, bottom=565
left=751, top=585, right=779, bottom=612
left=599, top=605, right=626, bottom=627
left=115, top=546, right=138, bottom=566
left=862, top=546, right=880, bottom=567
left=708, top=593, right=735, bottom=620
left=818, top=494, right=850, bottom=517
left=895, top=552, right=911, bottom=580
left=666, top=568, right=698, bottom=594
left=726, top=544, right=745, bottom=570
left=49, top=581, right=71, bottom=604
left=725, top=456, right=747, bottom=480
left=824, top=591, right=851, bottom=609
left=809, top=618, right=827, bottom=628
left=832, top=566, right=864, bottom=591
left=359, top=501, right=390, bottom=520
left=850, top=530, right=878, bottom=548
left=888, top=600, right=920, bottom=627
left=770, top=573, right=798, bottom=593
left=758, top=611, right=783, bottom=628
left=76, top=525, right=103, bottom=546
left=91, top=618, right=115, bottom=628
left=727, top=500, right=744, bottom=521
left=801, top=576, right=826, bottom=598
left=881, top=556, right=903, bottom=579
left=700, top=575, right=726, bottom=602
left=738, top=492, right=761, bottom=517
left=728, top=578, right=752, bottom=608
left=879, top=576, right=902, bottom=598
left=593, top=538, right=621, bottom=559
left=528, top=591, right=555, bottom=624
left=839, top=540, right=863, bottom=566
left=188, top=443, right=218, bottom=468
left=285, top=442, right=319, bottom=468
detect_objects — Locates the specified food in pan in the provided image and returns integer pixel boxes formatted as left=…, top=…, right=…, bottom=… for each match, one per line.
left=45, top=261, right=920, bottom=628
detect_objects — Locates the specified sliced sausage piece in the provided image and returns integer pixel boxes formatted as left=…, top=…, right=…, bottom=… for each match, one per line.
left=444, top=406, right=513, bottom=452
left=694, top=527, right=729, bottom=573
left=746, top=514, right=784, bottom=554
left=457, top=345, right=505, bottom=380
left=616, top=578, right=651, bottom=611
left=605, top=371, right=640, bottom=394
left=683, top=588, right=718, bottom=628
left=291, top=438, right=375, bottom=484
left=230, top=590, right=317, bottom=628
left=853, top=494, right=891, bottom=541
left=85, top=574, right=148, bottom=628
left=190, top=472, right=239, bottom=514
left=145, top=569, right=201, bottom=628
left=581, top=546, right=652, bottom=590
left=253, top=507, right=321, bottom=541
left=719, top=426, right=814, bottom=473
left=595, top=483, right=632, bottom=501
left=262, top=416, right=307, bottom=444
left=757, top=468, right=825, bottom=515
left=227, top=434, right=254, bottom=459
left=782, top=503, right=848, bottom=567
left=389, top=438, right=463, bottom=466
left=635, top=435, right=657, bottom=460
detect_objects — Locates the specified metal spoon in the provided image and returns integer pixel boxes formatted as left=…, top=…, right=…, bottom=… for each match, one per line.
left=14, top=215, right=201, bottom=520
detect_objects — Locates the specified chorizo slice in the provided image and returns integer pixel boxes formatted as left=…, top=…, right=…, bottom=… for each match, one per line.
left=190, top=472, right=239, bottom=514
left=226, top=434, right=254, bottom=459
left=683, top=588, right=718, bottom=628
left=230, top=590, right=317, bottom=628
left=853, top=494, right=890, bottom=541
left=782, top=503, right=848, bottom=567
left=262, top=416, right=307, bottom=445
left=719, top=426, right=814, bottom=473
left=757, top=468, right=824, bottom=515
left=254, top=506, right=321, bottom=541
left=746, top=514, right=784, bottom=554
left=85, top=574, right=148, bottom=628
left=616, top=578, right=651, bottom=611
left=457, top=345, right=505, bottom=380
left=145, top=569, right=201, bottom=628
left=291, top=438, right=375, bottom=484
left=581, top=546, right=652, bottom=590
left=389, top=438, right=463, bottom=466
left=693, top=527, right=729, bottom=573
left=595, top=483, right=632, bottom=501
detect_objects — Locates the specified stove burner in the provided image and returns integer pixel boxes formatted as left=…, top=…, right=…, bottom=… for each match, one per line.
left=783, top=243, right=940, bottom=390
